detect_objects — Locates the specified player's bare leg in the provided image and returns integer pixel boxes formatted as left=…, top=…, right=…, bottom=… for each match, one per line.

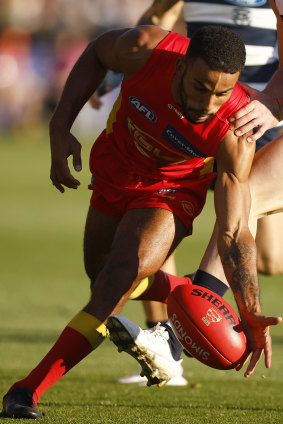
left=248, top=135, right=283, bottom=241
left=83, top=207, right=186, bottom=320
left=255, top=213, right=283, bottom=275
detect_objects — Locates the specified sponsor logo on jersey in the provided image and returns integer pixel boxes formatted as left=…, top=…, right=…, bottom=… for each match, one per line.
left=129, top=96, right=157, bottom=122
left=170, top=313, right=210, bottom=361
left=182, top=200, right=194, bottom=217
left=162, top=125, right=206, bottom=157
left=226, top=0, right=267, bottom=6
left=168, top=103, right=184, bottom=119
left=127, top=117, right=189, bottom=164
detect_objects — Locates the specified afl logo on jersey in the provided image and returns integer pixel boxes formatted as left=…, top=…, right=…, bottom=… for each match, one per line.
left=226, top=0, right=267, bottom=6
left=129, top=96, right=157, bottom=122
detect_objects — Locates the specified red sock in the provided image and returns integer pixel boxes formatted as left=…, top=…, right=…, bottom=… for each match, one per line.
left=9, top=326, right=93, bottom=406
left=136, top=271, right=192, bottom=303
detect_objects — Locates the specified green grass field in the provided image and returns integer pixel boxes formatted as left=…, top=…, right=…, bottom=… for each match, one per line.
left=0, top=132, right=283, bottom=423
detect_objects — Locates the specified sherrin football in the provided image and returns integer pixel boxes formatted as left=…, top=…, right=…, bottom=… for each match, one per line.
left=167, top=284, right=247, bottom=370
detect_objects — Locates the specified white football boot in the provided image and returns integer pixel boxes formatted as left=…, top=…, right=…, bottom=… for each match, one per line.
left=107, top=315, right=185, bottom=387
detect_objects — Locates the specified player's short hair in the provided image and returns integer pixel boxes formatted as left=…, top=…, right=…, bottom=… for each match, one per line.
left=185, top=25, right=246, bottom=75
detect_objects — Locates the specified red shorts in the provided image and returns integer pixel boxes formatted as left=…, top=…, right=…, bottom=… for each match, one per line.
left=89, top=134, right=215, bottom=235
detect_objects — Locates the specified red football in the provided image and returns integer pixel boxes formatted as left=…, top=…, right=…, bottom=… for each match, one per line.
left=167, top=284, right=247, bottom=370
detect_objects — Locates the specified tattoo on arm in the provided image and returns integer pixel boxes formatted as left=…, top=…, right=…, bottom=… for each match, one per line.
left=222, top=239, right=260, bottom=304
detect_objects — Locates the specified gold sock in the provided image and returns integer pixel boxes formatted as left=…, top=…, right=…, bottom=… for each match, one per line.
left=128, top=276, right=154, bottom=300
left=68, top=311, right=108, bottom=348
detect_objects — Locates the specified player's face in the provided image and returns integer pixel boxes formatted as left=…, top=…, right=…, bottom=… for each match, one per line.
left=177, top=57, right=240, bottom=124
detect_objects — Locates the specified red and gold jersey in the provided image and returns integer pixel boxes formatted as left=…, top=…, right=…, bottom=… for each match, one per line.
left=95, top=31, right=249, bottom=182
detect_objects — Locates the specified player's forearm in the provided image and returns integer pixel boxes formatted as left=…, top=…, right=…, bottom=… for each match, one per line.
left=218, top=229, right=261, bottom=318
left=137, top=0, right=180, bottom=26
left=137, top=6, right=158, bottom=25
left=50, top=41, right=107, bottom=132
left=215, top=175, right=261, bottom=318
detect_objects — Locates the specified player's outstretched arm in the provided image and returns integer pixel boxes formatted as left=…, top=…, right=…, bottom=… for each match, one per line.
left=49, top=26, right=168, bottom=192
left=49, top=29, right=125, bottom=192
left=214, top=131, right=282, bottom=376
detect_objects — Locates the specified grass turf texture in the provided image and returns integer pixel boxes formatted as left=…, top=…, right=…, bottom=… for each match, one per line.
left=0, top=133, right=283, bottom=423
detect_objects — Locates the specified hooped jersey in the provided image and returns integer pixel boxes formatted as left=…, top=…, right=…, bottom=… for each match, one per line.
left=97, top=32, right=249, bottom=182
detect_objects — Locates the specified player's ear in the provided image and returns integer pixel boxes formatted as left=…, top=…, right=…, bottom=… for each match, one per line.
left=175, top=58, right=186, bottom=77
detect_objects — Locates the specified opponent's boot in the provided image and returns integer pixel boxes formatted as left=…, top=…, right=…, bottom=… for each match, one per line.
left=2, top=387, right=44, bottom=419
left=107, top=315, right=183, bottom=387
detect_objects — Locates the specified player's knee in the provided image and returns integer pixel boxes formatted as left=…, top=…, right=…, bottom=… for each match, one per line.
left=85, top=261, right=101, bottom=282
left=109, top=264, right=138, bottom=290
left=97, top=255, right=147, bottom=294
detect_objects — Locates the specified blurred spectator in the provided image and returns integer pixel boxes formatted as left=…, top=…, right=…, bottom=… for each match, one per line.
left=0, top=0, right=152, bottom=134
left=0, top=27, right=43, bottom=131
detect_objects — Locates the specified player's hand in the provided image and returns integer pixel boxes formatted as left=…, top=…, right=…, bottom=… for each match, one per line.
left=235, top=313, right=282, bottom=377
left=50, top=131, right=82, bottom=193
left=229, top=83, right=280, bottom=142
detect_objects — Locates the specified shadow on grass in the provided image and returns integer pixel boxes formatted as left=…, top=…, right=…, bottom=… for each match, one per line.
left=0, top=330, right=59, bottom=344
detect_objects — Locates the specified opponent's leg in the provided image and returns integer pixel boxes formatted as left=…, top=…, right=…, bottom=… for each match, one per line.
left=249, top=136, right=283, bottom=221
left=248, top=136, right=283, bottom=273
left=256, top=213, right=283, bottom=275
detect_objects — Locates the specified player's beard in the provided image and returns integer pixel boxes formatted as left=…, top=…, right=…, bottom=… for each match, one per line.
left=179, top=74, right=214, bottom=124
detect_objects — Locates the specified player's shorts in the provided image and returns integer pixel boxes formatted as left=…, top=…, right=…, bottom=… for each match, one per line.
left=88, top=133, right=215, bottom=235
